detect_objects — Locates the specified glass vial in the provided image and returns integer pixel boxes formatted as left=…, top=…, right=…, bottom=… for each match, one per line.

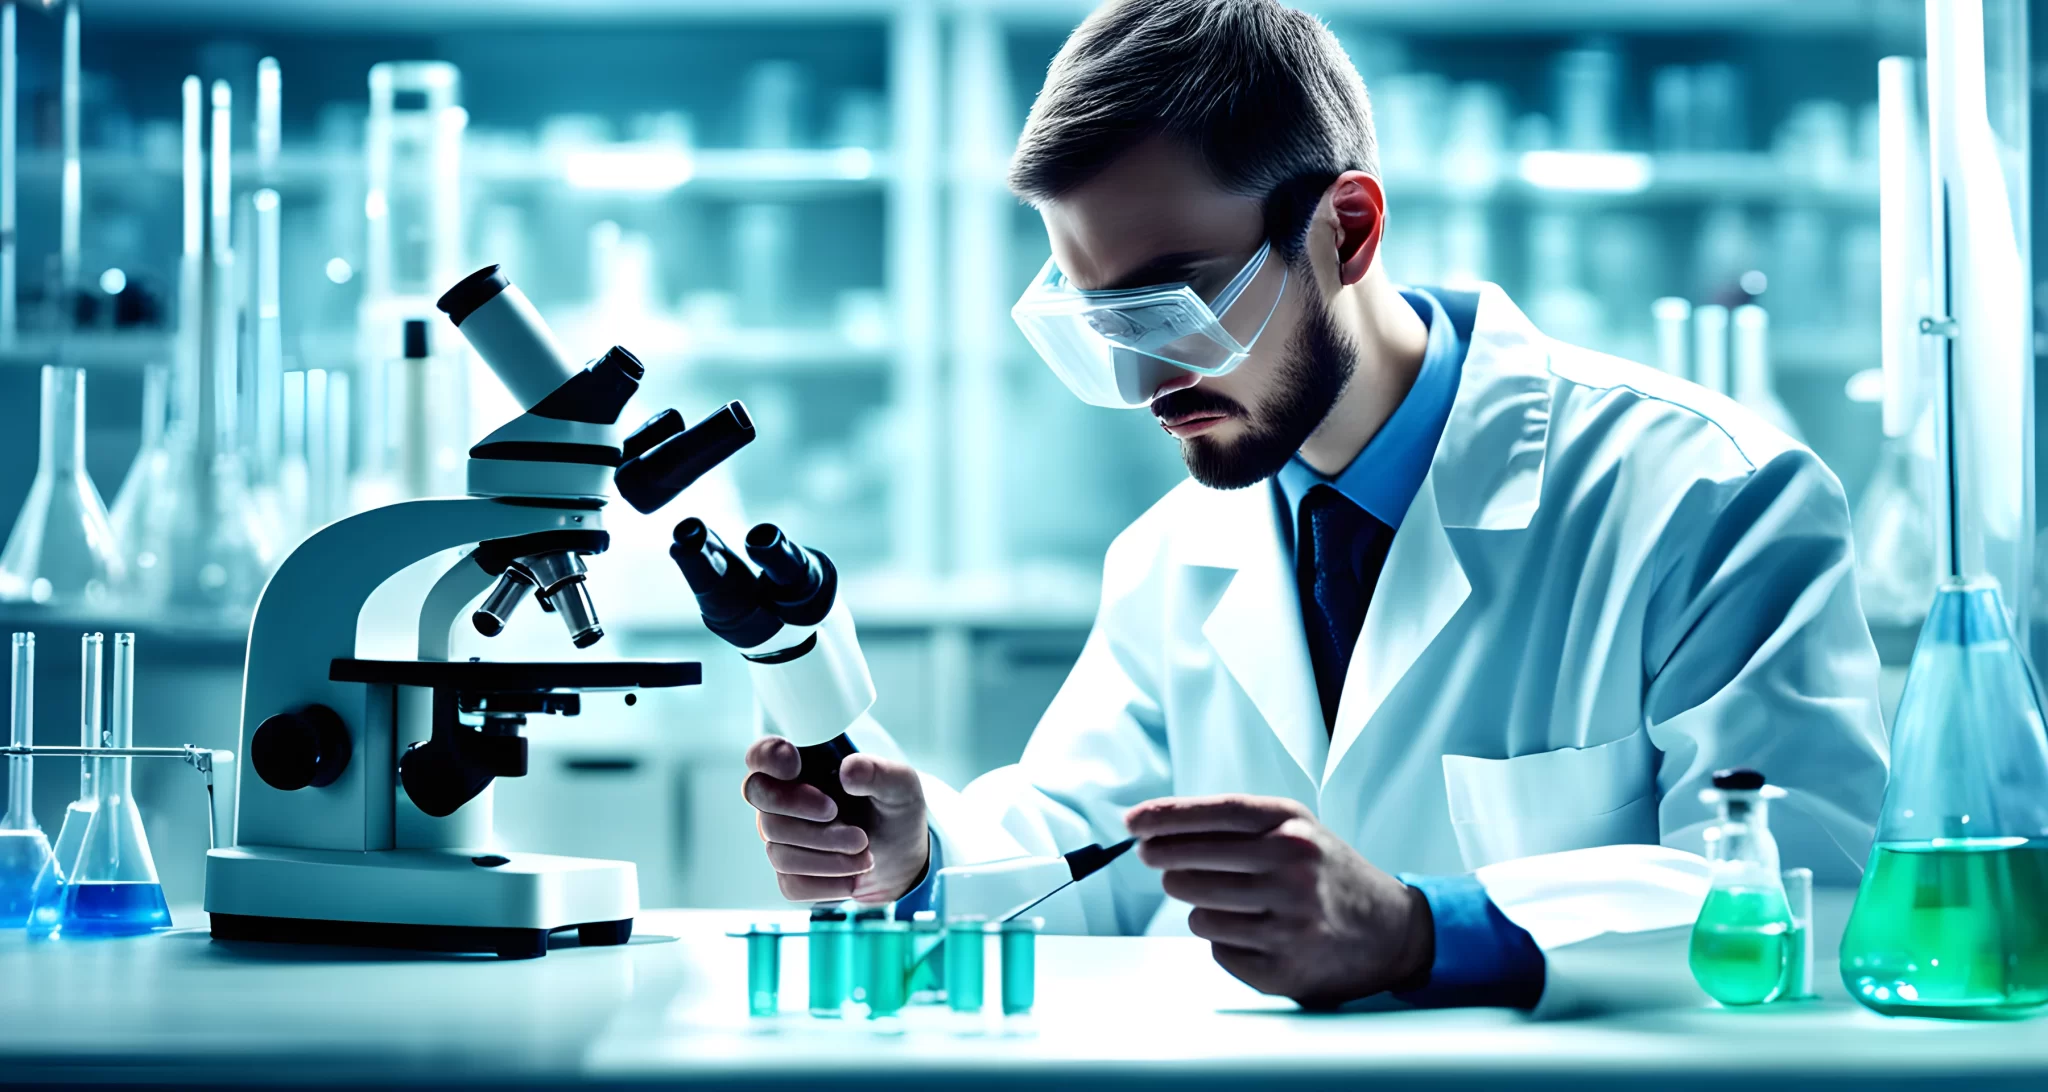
left=861, top=919, right=911, bottom=1019
left=908, top=909, right=945, bottom=1003
left=1778, top=867, right=1814, bottom=1001
left=849, top=906, right=887, bottom=1003
left=1, top=633, right=51, bottom=927
left=807, top=907, right=851, bottom=1017
left=945, top=917, right=989, bottom=1014
left=1688, top=769, right=1791, bottom=1006
left=1000, top=917, right=1040, bottom=1016
left=744, top=923, right=782, bottom=1017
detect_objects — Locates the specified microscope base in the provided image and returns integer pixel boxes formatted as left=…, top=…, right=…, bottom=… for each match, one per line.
left=204, top=846, right=638, bottom=959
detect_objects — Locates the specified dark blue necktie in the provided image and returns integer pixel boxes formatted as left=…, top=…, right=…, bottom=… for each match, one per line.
left=1296, top=484, right=1394, bottom=735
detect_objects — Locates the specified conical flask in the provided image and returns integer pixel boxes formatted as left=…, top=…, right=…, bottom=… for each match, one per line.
left=108, top=364, right=177, bottom=609
left=1838, top=581, right=2048, bottom=1017
left=52, top=633, right=169, bottom=936
left=1, top=633, right=52, bottom=928
left=0, top=366, right=126, bottom=607
left=1689, top=770, right=1793, bottom=1006
left=25, top=633, right=103, bottom=938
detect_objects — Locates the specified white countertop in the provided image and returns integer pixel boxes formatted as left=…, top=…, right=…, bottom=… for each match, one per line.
left=3, top=907, right=2045, bottom=1088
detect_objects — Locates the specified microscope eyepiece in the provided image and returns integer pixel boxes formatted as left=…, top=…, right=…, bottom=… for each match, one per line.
left=615, top=401, right=756, bottom=514
left=744, top=523, right=836, bottom=628
left=436, top=264, right=510, bottom=326
left=669, top=518, right=783, bottom=649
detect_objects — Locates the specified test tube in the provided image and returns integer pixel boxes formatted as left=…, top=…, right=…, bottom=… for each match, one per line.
left=808, top=907, right=851, bottom=1017
left=1651, top=297, right=1690, bottom=378
left=849, top=906, right=887, bottom=1002
left=744, top=924, right=782, bottom=1016
left=909, top=910, right=945, bottom=1003
left=5, top=634, right=31, bottom=830
left=1779, top=868, right=1813, bottom=1001
left=861, top=920, right=911, bottom=1019
left=1692, top=303, right=1729, bottom=395
left=1000, top=917, right=1040, bottom=1017
left=945, top=917, right=988, bottom=1014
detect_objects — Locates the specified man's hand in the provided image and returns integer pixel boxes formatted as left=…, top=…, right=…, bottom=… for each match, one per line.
left=742, top=737, right=931, bottom=904
left=1126, top=794, right=1433, bottom=1009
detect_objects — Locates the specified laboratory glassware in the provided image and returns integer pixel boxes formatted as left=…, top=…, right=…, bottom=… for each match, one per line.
left=809, top=906, right=851, bottom=1016
left=0, top=366, right=125, bottom=608
left=1000, top=917, right=1040, bottom=1016
left=1729, top=305, right=1802, bottom=440
left=1779, top=868, right=1814, bottom=1002
left=1854, top=424, right=1940, bottom=627
left=108, top=364, right=174, bottom=605
left=909, top=910, right=945, bottom=1003
left=1690, top=304, right=1729, bottom=395
left=742, top=923, right=782, bottom=1017
left=862, top=919, right=911, bottom=1019
left=850, top=905, right=887, bottom=1002
left=946, top=917, right=989, bottom=1015
left=1, top=633, right=50, bottom=927
left=53, top=632, right=170, bottom=936
left=1688, top=769, right=1792, bottom=1006
left=25, top=632, right=102, bottom=937
left=1651, top=298, right=1690, bottom=378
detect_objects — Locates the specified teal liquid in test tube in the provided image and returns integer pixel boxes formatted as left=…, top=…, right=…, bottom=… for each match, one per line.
left=1001, top=917, right=1040, bottom=1016
left=945, top=918, right=989, bottom=1013
left=862, top=920, right=911, bottom=1019
left=743, top=924, right=783, bottom=1016
left=808, top=908, right=851, bottom=1017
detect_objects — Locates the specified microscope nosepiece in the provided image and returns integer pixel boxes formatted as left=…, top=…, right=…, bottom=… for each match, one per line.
left=547, top=580, right=605, bottom=649
left=473, top=566, right=538, bottom=637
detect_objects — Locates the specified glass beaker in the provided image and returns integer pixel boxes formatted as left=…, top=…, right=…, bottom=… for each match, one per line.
left=1, top=633, right=52, bottom=927
left=52, top=632, right=169, bottom=936
left=26, top=632, right=103, bottom=938
left=1839, top=580, right=2048, bottom=1018
left=1688, top=769, right=1792, bottom=1006
left=0, top=366, right=126, bottom=608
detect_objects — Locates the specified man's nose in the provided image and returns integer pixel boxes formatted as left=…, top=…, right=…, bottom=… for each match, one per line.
left=1150, top=371, right=1200, bottom=402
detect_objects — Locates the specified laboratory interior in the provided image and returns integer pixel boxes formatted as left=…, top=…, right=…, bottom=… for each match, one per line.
left=0, top=0, right=2046, bottom=1086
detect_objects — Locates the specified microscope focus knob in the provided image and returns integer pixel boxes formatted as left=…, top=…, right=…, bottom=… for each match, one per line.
left=252, top=704, right=352, bottom=791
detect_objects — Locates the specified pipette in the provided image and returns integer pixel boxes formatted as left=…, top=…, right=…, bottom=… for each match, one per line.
left=938, top=837, right=1137, bottom=924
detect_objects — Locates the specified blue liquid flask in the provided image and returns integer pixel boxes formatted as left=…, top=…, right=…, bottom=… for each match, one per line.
left=32, top=634, right=169, bottom=938
left=1, top=634, right=53, bottom=927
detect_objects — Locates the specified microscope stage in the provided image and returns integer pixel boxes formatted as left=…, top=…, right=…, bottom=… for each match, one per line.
left=205, top=845, right=638, bottom=959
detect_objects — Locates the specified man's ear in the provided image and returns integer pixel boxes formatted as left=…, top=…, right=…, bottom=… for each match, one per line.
left=1325, top=171, right=1384, bottom=287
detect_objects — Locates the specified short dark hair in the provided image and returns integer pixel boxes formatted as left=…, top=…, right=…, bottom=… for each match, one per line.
left=1008, top=0, right=1377, bottom=256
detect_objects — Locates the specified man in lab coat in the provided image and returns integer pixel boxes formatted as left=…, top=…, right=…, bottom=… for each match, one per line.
left=741, top=0, right=1887, bottom=1013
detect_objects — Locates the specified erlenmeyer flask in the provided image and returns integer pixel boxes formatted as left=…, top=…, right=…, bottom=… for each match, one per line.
left=53, top=632, right=169, bottom=936
left=1839, top=581, right=2048, bottom=1017
left=1854, top=419, right=1939, bottom=626
left=108, top=364, right=177, bottom=609
left=1689, top=769, right=1793, bottom=1006
left=25, top=632, right=103, bottom=938
left=1, top=633, right=52, bottom=928
left=0, top=366, right=126, bottom=607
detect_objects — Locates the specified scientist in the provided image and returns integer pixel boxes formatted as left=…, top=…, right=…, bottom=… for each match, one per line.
left=742, top=0, right=1887, bottom=1012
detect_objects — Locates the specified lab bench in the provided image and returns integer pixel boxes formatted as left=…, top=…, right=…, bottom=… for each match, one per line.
left=2, top=908, right=2043, bottom=1090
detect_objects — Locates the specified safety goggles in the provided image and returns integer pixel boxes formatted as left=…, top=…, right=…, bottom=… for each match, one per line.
left=1011, top=241, right=1289, bottom=409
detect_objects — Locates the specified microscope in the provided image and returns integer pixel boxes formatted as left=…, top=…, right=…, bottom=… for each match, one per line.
left=205, top=265, right=751, bottom=958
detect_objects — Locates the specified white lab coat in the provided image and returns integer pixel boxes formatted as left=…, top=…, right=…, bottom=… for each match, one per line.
left=865, top=284, right=1889, bottom=1016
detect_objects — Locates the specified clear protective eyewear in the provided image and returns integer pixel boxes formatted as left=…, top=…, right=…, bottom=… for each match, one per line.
left=1012, top=241, right=1289, bottom=409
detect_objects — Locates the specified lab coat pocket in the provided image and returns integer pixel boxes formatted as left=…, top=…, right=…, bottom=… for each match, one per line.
left=1442, top=732, right=1658, bottom=870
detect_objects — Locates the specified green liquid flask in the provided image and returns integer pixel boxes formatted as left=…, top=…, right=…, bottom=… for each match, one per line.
left=808, top=907, right=851, bottom=1017
left=1839, top=582, right=2048, bottom=1018
left=1688, top=769, right=1790, bottom=1006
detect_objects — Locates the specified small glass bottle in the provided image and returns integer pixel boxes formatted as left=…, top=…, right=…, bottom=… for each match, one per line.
left=1, top=633, right=52, bottom=927
left=1688, top=768, right=1792, bottom=1006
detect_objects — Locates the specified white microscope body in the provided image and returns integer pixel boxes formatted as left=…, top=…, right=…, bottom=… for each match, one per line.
left=205, top=266, right=750, bottom=958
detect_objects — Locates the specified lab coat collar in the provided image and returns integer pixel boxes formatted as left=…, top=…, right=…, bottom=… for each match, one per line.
left=1174, top=282, right=1554, bottom=789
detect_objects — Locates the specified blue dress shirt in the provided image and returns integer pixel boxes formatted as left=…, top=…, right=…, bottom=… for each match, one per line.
left=1274, top=287, right=1545, bottom=1010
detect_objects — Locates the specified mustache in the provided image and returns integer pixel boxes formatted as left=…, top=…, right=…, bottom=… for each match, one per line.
left=1151, top=386, right=1247, bottom=423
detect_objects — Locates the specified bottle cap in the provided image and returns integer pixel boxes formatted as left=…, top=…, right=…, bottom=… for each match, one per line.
left=403, top=318, right=430, bottom=359
left=1711, top=768, right=1767, bottom=791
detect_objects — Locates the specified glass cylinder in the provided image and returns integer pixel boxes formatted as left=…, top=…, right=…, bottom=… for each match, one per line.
left=1, top=633, right=51, bottom=928
left=808, top=908, right=851, bottom=1017
left=1778, top=867, right=1813, bottom=1001
left=945, top=918, right=989, bottom=1014
left=0, top=367, right=125, bottom=607
left=26, top=632, right=103, bottom=938
left=861, top=920, right=910, bottom=1019
left=745, top=924, right=782, bottom=1017
left=1000, top=917, right=1040, bottom=1016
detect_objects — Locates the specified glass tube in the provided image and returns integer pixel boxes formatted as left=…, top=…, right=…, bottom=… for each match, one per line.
left=945, top=918, right=988, bottom=1014
left=808, top=908, right=851, bottom=1017
left=1000, top=917, right=1039, bottom=1016
left=862, top=920, right=911, bottom=1019
left=1779, top=867, right=1813, bottom=1001
left=1, top=633, right=50, bottom=929
left=745, top=924, right=782, bottom=1017
left=26, top=633, right=102, bottom=937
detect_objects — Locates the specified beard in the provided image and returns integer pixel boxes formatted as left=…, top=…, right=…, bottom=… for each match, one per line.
left=1153, top=279, right=1356, bottom=490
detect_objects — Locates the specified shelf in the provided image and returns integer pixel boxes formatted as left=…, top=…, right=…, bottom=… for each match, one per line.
left=14, top=146, right=889, bottom=199
left=0, top=332, right=176, bottom=370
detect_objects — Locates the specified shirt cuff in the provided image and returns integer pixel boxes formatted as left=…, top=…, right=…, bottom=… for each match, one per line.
left=892, top=830, right=943, bottom=920
left=1392, top=872, right=1545, bottom=1010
